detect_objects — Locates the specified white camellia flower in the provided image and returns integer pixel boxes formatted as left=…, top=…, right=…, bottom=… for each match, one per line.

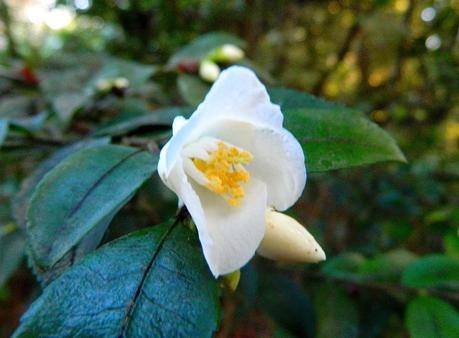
left=158, top=66, right=323, bottom=277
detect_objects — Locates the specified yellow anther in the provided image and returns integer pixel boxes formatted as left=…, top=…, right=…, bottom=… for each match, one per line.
left=192, top=142, right=253, bottom=206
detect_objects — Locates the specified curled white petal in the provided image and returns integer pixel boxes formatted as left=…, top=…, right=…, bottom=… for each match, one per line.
left=162, top=66, right=283, bottom=176
left=193, top=177, right=267, bottom=276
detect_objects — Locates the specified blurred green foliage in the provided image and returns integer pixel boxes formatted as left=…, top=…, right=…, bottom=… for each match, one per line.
left=1, top=0, right=459, bottom=337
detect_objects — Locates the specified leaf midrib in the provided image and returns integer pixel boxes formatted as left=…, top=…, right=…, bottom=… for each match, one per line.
left=117, top=220, right=179, bottom=338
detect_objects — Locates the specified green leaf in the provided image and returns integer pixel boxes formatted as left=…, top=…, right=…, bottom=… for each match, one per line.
left=444, top=231, right=459, bottom=259
left=177, top=74, right=210, bottom=106
left=13, top=138, right=111, bottom=230
left=14, top=138, right=111, bottom=285
left=406, top=296, right=459, bottom=338
left=359, top=249, right=417, bottom=282
left=94, top=107, right=191, bottom=137
left=402, top=255, right=459, bottom=289
left=0, top=96, right=46, bottom=133
left=168, top=32, right=246, bottom=67
left=13, top=221, right=220, bottom=338
left=270, top=88, right=406, bottom=172
left=27, top=145, right=158, bottom=270
left=0, top=224, right=25, bottom=288
left=0, top=119, right=8, bottom=147
left=52, top=92, right=88, bottom=126
left=314, top=283, right=359, bottom=338
left=269, top=87, right=346, bottom=111
left=322, top=252, right=366, bottom=280
left=30, top=206, right=121, bottom=287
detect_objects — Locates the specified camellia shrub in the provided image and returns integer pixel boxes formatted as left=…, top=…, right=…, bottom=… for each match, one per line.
left=1, top=33, right=408, bottom=337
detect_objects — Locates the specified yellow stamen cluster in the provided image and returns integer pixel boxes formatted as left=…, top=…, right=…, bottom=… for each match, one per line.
left=193, top=142, right=253, bottom=206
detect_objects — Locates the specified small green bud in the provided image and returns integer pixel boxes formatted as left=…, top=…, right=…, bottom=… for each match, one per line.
left=220, top=269, right=241, bottom=292
left=219, top=44, right=245, bottom=62
left=208, top=44, right=245, bottom=63
left=0, top=223, right=17, bottom=236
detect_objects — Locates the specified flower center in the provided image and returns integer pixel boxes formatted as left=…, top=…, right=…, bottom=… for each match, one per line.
left=183, top=138, right=253, bottom=206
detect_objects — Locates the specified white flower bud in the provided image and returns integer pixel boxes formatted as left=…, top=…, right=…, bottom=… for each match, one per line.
left=114, top=77, right=130, bottom=89
left=257, top=210, right=326, bottom=263
left=199, top=60, right=220, bottom=82
left=220, top=44, right=245, bottom=62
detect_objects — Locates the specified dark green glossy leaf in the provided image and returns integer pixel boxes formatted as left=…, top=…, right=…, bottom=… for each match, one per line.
left=13, top=138, right=111, bottom=285
left=285, top=106, right=406, bottom=171
left=406, top=296, right=459, bottom=338
left=0, top=119, right=8, bottom=147
left=177, top=74, right=210, bottom=106
left=94, top=107, right=191, bottom=137
left=168, top=32, right=245, bottom=67
left=401, top=255, right=459, bottom=289
left=270, top=88, right=406, bottom=172
left=13, top=138, right=111, bottom=230
left=27, top=145, right=158, bottom=270
left=14, top=222, right=221, bottom=338
left=314, top=283, right=359, bottom=338
left=269, top=87, right=347, bottom=111
left=30, top=205, right=121, bottom=287
left=0, top=224, right=25, bottom=288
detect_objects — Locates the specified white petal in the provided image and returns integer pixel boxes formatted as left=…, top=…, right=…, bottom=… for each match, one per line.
left=196, top=66, right=283, bottom=129
left=164, top=158, right=212, bottom=248
left=172, top=116, right=188, bottom=135
left=202, top=119, right=306, bottom=211
left=161, top=66, right=282, bottom=176
left=164, top=159, right=267, bottom=277
left=192, top=177, right=267, bottom=277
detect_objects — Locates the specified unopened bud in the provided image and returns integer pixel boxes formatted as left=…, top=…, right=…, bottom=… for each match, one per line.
left=220, top=269, right=240, bottom=292
left=257, top=210, right=326, bottom=263
left=199, top=60, right=220, bottom=82
left=219, top=44, right=245, bottom=63
left=208, top=44, right=245, bottom=64
left=114, top=77, right=130, bottom=89
left=0, top=223, right=17, bottom=236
